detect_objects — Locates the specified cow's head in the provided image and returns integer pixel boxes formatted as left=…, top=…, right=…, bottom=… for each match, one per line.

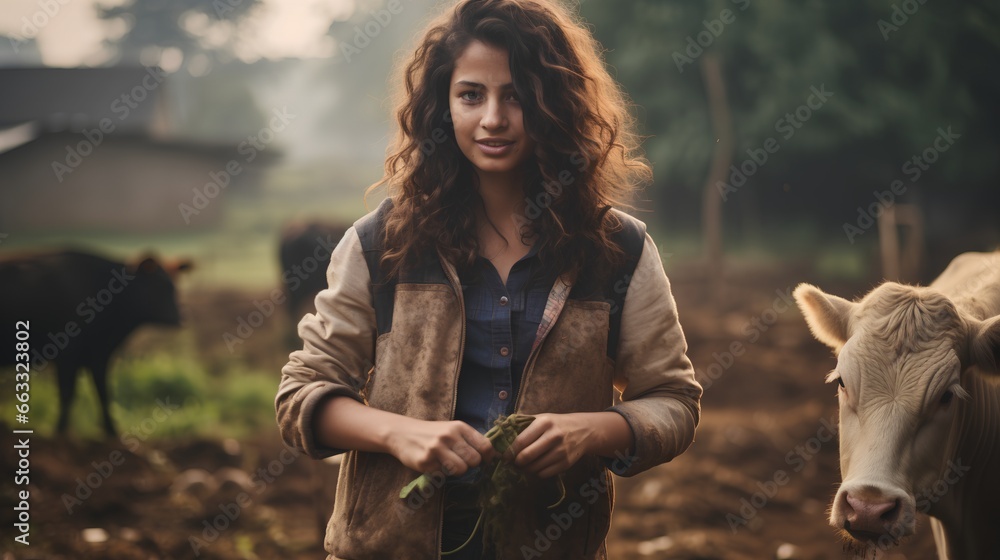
left=126, top=254, right=194, bottom=326
left=794, top=281, right=1000, bottom=550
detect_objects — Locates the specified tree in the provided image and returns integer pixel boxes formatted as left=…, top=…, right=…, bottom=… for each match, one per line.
left=97, top=0, right=262, bottom=73
left=579, top=0, right=1000, bottom=236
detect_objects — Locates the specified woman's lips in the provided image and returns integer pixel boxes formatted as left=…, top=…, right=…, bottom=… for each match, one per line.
left=476, top=140, right=514, bottom=156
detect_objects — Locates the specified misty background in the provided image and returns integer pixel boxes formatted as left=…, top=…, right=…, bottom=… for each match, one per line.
left=3, top=0, right=997, bottom=289
left=0, top=1, right=998, bottom=558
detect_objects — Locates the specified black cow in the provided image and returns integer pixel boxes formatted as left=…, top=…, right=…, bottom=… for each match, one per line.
left=278, top=222, right=348, bottom=321
left=0, top=250, right=192, bottom=436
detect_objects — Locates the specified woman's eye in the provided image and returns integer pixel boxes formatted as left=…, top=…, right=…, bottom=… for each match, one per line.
left=460, top=91, right=481, bottom=102
left=940, top=390, right=954, bottom=406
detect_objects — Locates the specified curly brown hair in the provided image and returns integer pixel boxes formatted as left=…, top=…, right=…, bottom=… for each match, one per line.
left=368, top=0, right=651, bottom=281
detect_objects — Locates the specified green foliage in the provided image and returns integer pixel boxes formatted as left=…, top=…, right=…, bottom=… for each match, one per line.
left=579, top=0, right=1000, bottom=199
left=114, top=355, right=207, bottom=407
left=400, top=415, right=567, bottom=556
left=218, top=370, right=281, bottom=434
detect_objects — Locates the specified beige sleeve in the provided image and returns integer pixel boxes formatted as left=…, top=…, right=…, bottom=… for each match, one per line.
left=608, top=232, right=702, bottom=476
left=275, top=226, right=376, bottom=458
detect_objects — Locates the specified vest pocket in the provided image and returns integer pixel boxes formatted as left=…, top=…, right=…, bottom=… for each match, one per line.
left=341, top=451, right=371, bottom=531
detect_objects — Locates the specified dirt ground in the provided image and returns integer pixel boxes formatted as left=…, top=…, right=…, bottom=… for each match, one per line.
left=603, top=262, right=937, bottom=560
left=0, top=260, right=942, bottom=560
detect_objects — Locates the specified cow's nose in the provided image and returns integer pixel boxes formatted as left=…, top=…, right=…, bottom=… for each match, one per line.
left=844, top=493, right=901, bottom=534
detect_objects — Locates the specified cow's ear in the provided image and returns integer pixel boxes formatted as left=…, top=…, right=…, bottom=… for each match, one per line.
left=794, top=283, right=856, bottom=352
left=130, top=256, right=161, bottom=275
left=969, top=315, right=1000, bottom=375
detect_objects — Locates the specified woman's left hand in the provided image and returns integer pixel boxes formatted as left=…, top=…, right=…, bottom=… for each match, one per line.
left=506, top=413, right=593, bottom=478
left=507, top=411, right=634, bottom=478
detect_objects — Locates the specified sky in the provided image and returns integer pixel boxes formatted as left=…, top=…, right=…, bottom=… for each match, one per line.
left=0, top=0, right=357, bottom=67
left=0, top=0, right=428, bottom=164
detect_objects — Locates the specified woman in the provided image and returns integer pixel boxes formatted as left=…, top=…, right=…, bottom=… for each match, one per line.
left=276, top=0, right=702, bottom=558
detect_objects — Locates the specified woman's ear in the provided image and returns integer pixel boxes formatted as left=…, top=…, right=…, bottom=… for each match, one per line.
left=794, top=283, right=856, bottom=352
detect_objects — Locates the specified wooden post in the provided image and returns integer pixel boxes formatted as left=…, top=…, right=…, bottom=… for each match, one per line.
left=700, top=53, right=733, bottom=303
left=878, top=203, right=924, bottom=283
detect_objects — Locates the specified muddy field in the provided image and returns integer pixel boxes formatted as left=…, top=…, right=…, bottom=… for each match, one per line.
left=1, top=261, right=941, bottom=560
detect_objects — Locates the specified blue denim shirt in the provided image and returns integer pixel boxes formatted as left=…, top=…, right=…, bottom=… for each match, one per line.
left=443, top=244, right=555, bottom=558
left=454, top=243, right=555, bottom=434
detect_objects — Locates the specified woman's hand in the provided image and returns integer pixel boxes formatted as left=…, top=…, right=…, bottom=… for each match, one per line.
left=386, top=418, right=496, bottom=476
left=508, top=412, right=633, bottom=478
left=315, top=397, right=495, bottom=476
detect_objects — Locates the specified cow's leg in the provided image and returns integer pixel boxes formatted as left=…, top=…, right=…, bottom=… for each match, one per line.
left=56, top=362, right=78, bottom=434
left=90, top=361, right=117, bottom=437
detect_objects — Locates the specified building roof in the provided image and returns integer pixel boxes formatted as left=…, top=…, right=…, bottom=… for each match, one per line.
left=0, top=66, right=171, bottom=134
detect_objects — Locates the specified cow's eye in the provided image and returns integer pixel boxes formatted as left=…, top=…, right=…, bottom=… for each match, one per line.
left=836, top=377, right=845, bottom=389
left=940, top=390, right=954, bottom=406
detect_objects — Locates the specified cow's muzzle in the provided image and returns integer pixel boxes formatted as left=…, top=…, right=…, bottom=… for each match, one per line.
left=831, top=483, right=915, bottom=547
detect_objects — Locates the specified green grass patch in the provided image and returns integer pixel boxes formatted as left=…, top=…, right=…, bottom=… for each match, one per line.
left=1, top=354, right=279, bottom=442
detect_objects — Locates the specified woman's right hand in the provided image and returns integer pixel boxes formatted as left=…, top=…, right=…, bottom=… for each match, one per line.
left=386, top=418, right=496, bottom=476
left=314, top=397, right=494, bottom=475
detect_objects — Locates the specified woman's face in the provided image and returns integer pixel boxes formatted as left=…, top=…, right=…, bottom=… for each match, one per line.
left=448, top=40, right=535, bottom=183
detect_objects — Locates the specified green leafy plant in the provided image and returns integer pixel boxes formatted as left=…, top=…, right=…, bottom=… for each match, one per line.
left=400, top=414, right=566, bottom=556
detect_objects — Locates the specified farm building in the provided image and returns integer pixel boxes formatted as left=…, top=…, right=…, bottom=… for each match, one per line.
left=0, top=66, right=276, bottom=233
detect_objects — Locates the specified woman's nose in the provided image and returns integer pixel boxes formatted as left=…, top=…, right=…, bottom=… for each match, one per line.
left=480, top=99, right=506, bottom=130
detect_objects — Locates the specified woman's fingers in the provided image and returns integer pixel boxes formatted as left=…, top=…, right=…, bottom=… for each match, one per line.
left=451, top=439, right=485, bottom=468
left=436, top=447, right=471, bottom=476
left=429, top=422, right=496, bottom=475
left=457, top=423, right=496, bottom=463
left=513, top=430, right=559, bottom=468
left=506, top=414, right=589, bottom=477
left=506, top=417, right=547, bottom=461
left=520, top=443, right=565, bottom=474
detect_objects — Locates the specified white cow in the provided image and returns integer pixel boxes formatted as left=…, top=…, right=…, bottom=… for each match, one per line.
left=794, top=251, right=1000, bottom=559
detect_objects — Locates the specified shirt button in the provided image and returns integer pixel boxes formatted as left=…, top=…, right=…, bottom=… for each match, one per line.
left=499, top=346, right=510, bottom=357
left=499, top=296, right=509, bottom=306
left=498, top=390, right=509, bottom=400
